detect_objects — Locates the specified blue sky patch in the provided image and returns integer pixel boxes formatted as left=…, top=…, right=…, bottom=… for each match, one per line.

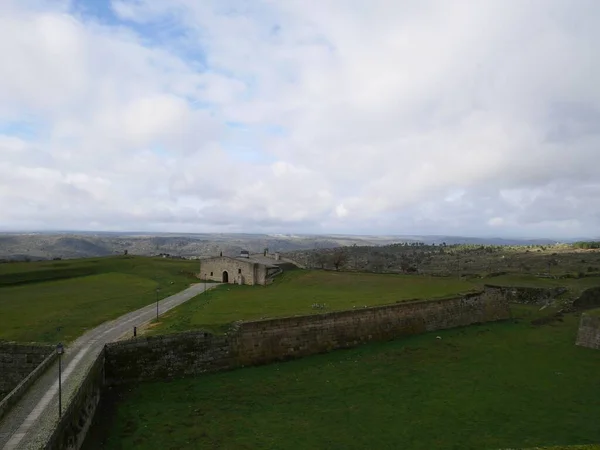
left=71, top=0, right=120, bottom=25
left=0, top=120, right=39, bottom=140
left=71, top=0, right=209, bottom=69
left=150, top=144, right=169, bottom=158
left=222, top=144, right=276, bottom=164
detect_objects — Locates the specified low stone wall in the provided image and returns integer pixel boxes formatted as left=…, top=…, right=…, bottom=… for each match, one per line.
left=0, top=343, right=54, bottom=400
left=0, top=348, right=57, bottom=420
left=575, top=313, right=600, bottom=349
left=105, top=287, right=511, bottom=385
left=44, top=351, right=105, bottom=450
left=105, top=332, right=231, bottom=386
left=232, top=287, right=510, bottom=366
left=487, top=285, right=567, bottom=305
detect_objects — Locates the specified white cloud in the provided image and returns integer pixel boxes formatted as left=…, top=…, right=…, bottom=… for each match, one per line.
left=0, top=0, right=599, bottom=237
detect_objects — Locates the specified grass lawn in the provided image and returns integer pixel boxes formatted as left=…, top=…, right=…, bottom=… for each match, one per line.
left=149, top=270, right=478, bottom=335
left=85, top=305, right=600, bottom=450
left=0, top=256, right=199, bottom=343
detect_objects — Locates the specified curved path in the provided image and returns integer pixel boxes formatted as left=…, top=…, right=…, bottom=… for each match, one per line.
left=0, top=282, right=217, bottom=449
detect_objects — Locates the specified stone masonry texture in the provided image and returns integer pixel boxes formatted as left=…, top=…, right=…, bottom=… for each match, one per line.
left=104, top=332, right=232, bottom=385
left=44, top=351, right=105, bottom=450
left=199, top=256, right=268, bottom=286
left=576, top=313, right=600, bottom=349
left=105, top=286, right=511, bottom=385
left=231, top=286, right=511, bottom=366
left=0, top=343, right=54, bottom=400
left=486, top=284, right=567, bottom=305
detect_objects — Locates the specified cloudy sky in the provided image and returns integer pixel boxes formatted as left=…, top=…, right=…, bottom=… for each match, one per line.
left=1, top=0, right=599, bottom=238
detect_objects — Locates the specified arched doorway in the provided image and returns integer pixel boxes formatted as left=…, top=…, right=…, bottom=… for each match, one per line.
left=222, top=271, right=229, bottom=283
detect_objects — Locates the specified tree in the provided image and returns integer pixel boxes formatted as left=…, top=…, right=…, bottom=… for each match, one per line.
left=331, top=249, right=348, bottom=271
left=399, top=260, right=411, bottom=273
left=368, top=255, right=385, bottom=273
left=574, top=241, right=600, bottom=249
left=315, top=252, right=328, bottom=269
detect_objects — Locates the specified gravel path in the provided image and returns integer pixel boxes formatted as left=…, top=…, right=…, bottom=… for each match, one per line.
left=0, top=282, right=217, bottom=449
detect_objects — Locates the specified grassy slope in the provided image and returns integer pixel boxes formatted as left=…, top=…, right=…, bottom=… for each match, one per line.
left=484, top=274, right=600, bottom=291
left=149, top=270, right=478, bottom=335
left=86, top=306, right=600, bottom=450
left=0, top=256, right=199, bottom=343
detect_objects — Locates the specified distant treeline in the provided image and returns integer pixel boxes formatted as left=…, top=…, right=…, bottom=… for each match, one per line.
left=573, top=241, right=600, bottom=249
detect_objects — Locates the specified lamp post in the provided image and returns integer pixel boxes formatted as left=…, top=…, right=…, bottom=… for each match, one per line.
left=56, top=342, right=64, bottom=418
left=155, top=287, right=160, bottom=321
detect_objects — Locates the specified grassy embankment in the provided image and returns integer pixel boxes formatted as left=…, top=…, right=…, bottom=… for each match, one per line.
left=0, top=256, right=200, bottom=343
left=147, top=270, right=600, bottom=336
left=148, top=270, right=478, bottom=335
left=484, top=274, right=600, bottom=307
left=485, top=273, right=600, bottom=293
left=4, top=255, right=599, bottom=343
left=85, top=304, right=600, bottom=450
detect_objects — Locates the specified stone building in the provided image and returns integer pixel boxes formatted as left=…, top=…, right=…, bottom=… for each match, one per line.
left=198, top=252, right=284, bottom=286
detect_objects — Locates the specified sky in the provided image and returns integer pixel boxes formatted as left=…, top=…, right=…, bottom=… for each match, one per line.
left=0, top=0, right=599, bottom=239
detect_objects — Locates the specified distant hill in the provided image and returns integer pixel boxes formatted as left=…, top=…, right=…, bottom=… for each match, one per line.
left=406, top=236, right=561, bottom=246
left=0, top=231, right=577, bottom=261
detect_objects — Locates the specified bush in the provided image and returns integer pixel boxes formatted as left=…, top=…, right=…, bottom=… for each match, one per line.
left=573, top=241, right=600, bottom=249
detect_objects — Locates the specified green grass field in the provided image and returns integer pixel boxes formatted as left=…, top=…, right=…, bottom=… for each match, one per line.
left=148, top=270, right=478, bottom=335
left=85, top=305, right=600, bottom=450
left=0, top=256, right=200, bottom=343
left=483, top=274, right=600, bottom=293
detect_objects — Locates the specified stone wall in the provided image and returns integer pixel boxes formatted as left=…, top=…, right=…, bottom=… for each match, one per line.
left=105, top=287, right=511, bottom=385
left=104, top=332, right=231, bottom=386
left=575, top=313, right=600, bottom=350
left=486, top=285, right=567, bottom=305
left=44, top=351, right=105, bottom=450
left=231, top=287, right=510, bottom=366
left=0, top=343, right=54, bottom=400
left=0, top=348, right=57, bottom=421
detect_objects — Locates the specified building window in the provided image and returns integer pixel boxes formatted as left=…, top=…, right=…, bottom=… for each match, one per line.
left=238, top=268, right=241, bottom=274
left=210, top=272, right=213, bottom=276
